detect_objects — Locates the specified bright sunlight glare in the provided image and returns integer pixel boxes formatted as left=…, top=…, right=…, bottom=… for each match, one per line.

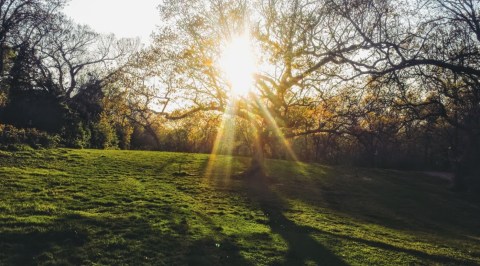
left=219, top=33, right=257, bottom=97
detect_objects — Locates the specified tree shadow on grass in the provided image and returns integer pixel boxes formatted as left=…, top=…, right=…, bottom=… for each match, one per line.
left=274, top=165, right=480, bottom=239
left=186, top=237, right=251, bottom=266
left=242, top=174, right=348, bottom=266
left=259, top=163, right=480, bottom=264
left=0, top=213, right=250, bottom=265
left=0, top=227, right=87, bottom=265
left=240, top=173, right=478, bottom=265
left=307, top=226, right=479, bottom=265
left=0, top=219, right=90, bottom=265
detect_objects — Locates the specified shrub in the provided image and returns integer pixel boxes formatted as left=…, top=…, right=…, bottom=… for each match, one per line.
left=0, top=124, right=60, bottom=149
left=61, top=120, right=91, bottom=148
left=90, top=114, right=118, bottom=149
left=26, top=129, right=61, bottom=148
left=6, top=143, right=35, bottom=152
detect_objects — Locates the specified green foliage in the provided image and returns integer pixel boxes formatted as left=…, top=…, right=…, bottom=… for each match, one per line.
left=115, top=124, right=133, bottom=150
left=90, top=114, right=119, bottom=149
left=0, top=149, right=478, bottom=265
left=5, top=143, right=35, bottom=152
left=0, top=124, right=60, bottom=149
left=0, top=90, right=7, bottom=108
left=61, top=120, right=91, bottom=149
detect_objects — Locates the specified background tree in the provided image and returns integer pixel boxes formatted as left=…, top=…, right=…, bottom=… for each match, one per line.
left=323, top=0, right=480, bottom=190
left=0, top=0, right=65, bottom=79
left=0, top=1, right=139, bottom=148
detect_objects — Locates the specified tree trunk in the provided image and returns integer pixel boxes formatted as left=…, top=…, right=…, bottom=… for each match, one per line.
left=452, top=131, right=480, bottom=192
left=0, top=45, right=4, bottom=80
left=248, top=142, right=266, bottom=175
left=145, top=125, right=161, bottom=150
left=243, top=126, right=268, bottom=179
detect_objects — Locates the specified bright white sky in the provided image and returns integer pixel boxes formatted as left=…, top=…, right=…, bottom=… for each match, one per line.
left=63, top=0, right=159, bottom=43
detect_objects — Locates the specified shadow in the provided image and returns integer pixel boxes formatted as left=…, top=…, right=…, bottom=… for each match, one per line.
left=186, top=237, right=251, bottom=266
left=183, top=208, right=253, bottom=265
left=0, top=213, right=250, bottom=265
left=272, top=163, right=480, bottom=239
left=242, top=174, right=348, bottom=266
left=307, top=226, right=478, bottom=265
left=0, top=227, right=87, bottom=265
left=238, top=171, right=479, bottom=265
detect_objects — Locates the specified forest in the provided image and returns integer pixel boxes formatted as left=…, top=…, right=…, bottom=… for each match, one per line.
left=0, top=0, right=479, bottom=192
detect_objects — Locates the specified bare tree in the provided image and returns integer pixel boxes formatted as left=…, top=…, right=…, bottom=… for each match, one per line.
left=34, top=16, right=138, bottom=100
left=0, top=0, right=65, bottom=83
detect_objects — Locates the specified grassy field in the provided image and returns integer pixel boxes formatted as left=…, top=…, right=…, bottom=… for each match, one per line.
left=0, top=149, right=479, bottom=265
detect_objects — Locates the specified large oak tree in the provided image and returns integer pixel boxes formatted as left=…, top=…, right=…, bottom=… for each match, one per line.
left=147, top=0, right=369, bottom=175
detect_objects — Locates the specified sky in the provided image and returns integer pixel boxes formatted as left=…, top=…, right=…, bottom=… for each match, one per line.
left=63, top=0, right=159, bottom=44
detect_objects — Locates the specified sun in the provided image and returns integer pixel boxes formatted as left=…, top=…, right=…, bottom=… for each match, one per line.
left=219, top=33, right=257, bottom=97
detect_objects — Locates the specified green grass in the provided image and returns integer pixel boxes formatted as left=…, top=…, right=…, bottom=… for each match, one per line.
left=0, top=149, right=479, bottom=265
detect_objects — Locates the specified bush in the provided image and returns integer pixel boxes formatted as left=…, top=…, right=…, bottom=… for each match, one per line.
left=26, top=129, right=61, bottom=149
left=6, top=143, right=35, bottom=152
left=61, top=120, right=91, bottom=148
left=0, top=124, right=60, bottom=149
left=90, top=114, right=118, bottom=149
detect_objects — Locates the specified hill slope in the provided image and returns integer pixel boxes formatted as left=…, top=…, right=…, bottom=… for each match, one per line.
left=0, top=149, right=479, bottom=265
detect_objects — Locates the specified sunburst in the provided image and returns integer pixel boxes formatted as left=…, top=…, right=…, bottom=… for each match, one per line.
left=219, top=32, right=257, bottom=97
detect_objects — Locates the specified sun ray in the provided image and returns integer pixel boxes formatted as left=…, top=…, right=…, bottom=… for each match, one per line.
left=204, top=101, right=237, bottom=183
left=253, top=95, right=299, bottom=162
left=219, top=32, right=257, bottom=98
left=206, top=30, right=302, bottom=179
left=204, top=31, right=261, bottom=181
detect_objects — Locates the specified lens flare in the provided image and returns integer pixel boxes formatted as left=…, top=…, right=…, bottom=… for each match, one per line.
left=219, top=33, right=257, bottom=97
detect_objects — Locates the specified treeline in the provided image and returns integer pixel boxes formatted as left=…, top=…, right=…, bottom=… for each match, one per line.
left=0, top=0, right=479, bottom=191
left=0, top=0, right=133, bottom=150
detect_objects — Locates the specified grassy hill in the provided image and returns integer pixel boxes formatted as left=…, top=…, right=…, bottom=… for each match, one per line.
left=0, top=149, right=479, bottom=265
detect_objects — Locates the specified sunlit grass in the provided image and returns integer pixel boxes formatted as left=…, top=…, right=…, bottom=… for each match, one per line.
left=0, top=149, right=479, bottom=265
left=205, top=101, right=237, bottom=182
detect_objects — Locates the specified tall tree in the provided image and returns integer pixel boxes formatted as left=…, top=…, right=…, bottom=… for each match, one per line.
left=35, top=16, right=137, bottom=100
left=148, top=0, right=369, bottom=176
left=0, top=0, right=64, bottom=80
